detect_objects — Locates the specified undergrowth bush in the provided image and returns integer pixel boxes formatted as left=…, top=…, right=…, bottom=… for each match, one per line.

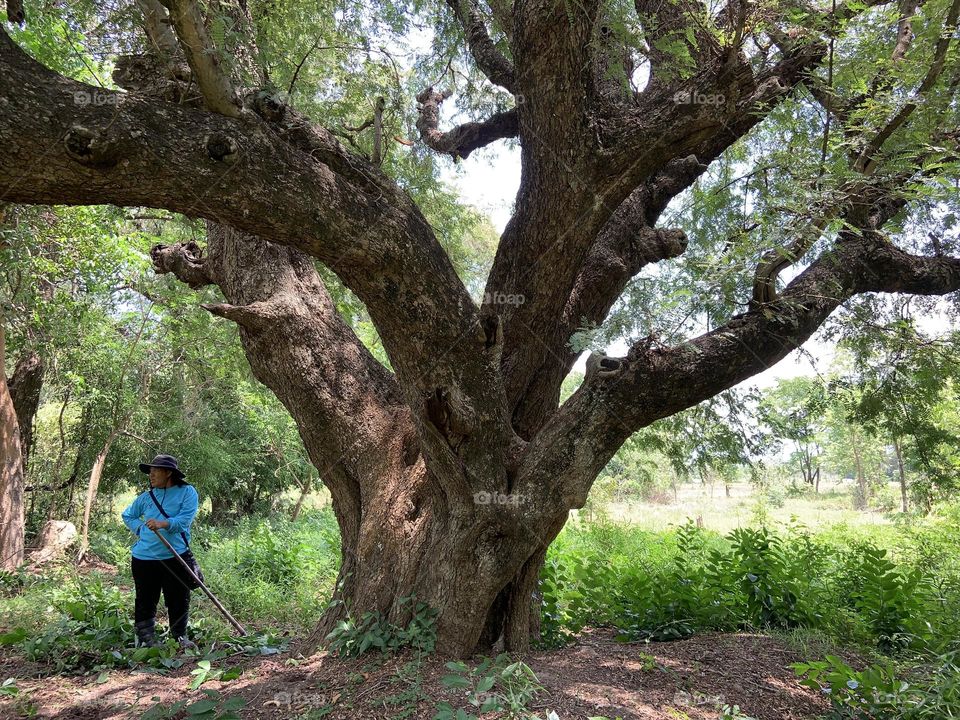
left=539, top=516, right=956, bottom=654
left=324, top=596, right=438, bottom=657
left=0, top=575, right=284, bottom=674
left=794, top=646, right=960, bottom=719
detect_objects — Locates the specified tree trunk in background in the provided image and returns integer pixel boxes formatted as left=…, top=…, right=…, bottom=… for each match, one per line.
left=78, top=429, right=119, bottom=557
left=64, top=412, right=91, bottom=517
left=8, top=349, right=44, bottom=473
left=0, top=321, right=26, bottom=571
left=894, top=437, right=909, bottom=513
left=291, top=476, right=311, bottom=522
left=210, top=494, right=233, bottom=522
left=42, top=391, right=72, bottom=523
left=852, top=430, right=867, bottom=510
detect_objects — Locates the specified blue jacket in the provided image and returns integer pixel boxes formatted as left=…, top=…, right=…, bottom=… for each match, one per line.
left=121, top=484, right=199, bottom=560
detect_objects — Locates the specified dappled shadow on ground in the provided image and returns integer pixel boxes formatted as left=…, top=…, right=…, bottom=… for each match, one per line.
left=0, top=630, right=829, bottom=719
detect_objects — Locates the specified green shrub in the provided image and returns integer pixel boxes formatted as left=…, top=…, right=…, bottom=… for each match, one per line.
left=540, top=517, right=950, bottom=653
left=794, top=648, right=960, bottom=719
left=324, top=597, right=437, bottom=657
left=848, top=544, right=927, bottom=650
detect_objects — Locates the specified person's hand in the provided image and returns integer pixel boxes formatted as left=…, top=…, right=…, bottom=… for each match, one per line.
left=145, top=519, right=169, bottom=530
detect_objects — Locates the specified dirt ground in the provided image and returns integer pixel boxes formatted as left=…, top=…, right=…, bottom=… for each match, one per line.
left=0, top=630, right=829, bottom=719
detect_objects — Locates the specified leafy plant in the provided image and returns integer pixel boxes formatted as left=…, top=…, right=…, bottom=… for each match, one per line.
left=324, top=597, right=437, bottom=657
left=794, top=648, right=960, bottom=720
left=234, top=523, right=311, bottom=587
left=1, top=574, right=284, bottom=675
left=794, top=655, right=912, bottom=718
left=189, top=660, right=242, bottom=690
left=851, top=545, right=926, bottom=649
left=141, top=689, right=246, bottom=720
left=434, top=654, right=557, bottom=720
left=720, top=705, right=758, bottom=720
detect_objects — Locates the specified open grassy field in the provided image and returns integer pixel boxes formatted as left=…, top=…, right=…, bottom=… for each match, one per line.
left=594, top=478, right=902, bottom=535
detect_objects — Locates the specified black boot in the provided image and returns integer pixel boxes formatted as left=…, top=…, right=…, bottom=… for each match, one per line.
left=170, top=608, right=191, bottom=648
left=135, top=619, right=159, bottom=648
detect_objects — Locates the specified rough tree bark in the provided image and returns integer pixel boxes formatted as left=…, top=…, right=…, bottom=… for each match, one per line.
left=8, top=349, right=43, bottom=472
left=2, top=0, right=960, bottom=654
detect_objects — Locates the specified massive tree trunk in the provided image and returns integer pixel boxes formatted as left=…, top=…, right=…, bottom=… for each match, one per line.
left=3, top=0, right=960, bottom=654
left=0, top=320, right=26, bottom=571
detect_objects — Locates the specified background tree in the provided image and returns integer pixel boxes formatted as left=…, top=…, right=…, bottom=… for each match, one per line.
left=761, top=377, right=828, bottom=492
left=821, top=383, right=888, bottom=509
left=838, top=305, right=960, bottom=511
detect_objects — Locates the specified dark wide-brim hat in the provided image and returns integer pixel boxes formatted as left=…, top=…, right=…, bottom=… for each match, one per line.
left=139, top=454, right=185, bottom=481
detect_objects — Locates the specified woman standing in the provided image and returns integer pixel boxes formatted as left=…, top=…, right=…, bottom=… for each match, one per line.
left=121, top=454, right=199, bottom=649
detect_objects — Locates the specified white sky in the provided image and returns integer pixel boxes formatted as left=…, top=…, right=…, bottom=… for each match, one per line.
left=439, top=135, right=957, bottom=393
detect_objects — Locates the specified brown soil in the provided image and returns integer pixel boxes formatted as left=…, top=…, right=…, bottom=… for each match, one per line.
left=0, top=630, right=829, bottom=719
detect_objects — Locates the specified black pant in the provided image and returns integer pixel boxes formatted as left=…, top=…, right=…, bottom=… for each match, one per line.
left=131, top=556, right=192, bottom=637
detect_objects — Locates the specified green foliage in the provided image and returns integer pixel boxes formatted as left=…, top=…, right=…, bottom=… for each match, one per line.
left=725, top=527, right=809, bottom=628
left=324, top=597, right=438, bottom=657
left=189, top=660, right=243, bottom=690
left=434, top=654, right=557, bottom=720
left=199, top=509, right=341, bottom=631
left=720, top=706, right=757, bottom=720
left=233, top=522, right=309, bottom=587
left=541, top=515, right=958, bottom=654
left=0, top=564, right=282, bottom=676
left=850, top=545, right=926, bottom=650
left=141, top=689, right=246, bottom=720
left=794, top=649, right=960, bottom=720
left=610, top=522, right=822, bottom=640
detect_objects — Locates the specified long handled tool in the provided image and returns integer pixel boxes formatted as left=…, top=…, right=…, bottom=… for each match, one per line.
left=152, top=528, right=248, bottom=637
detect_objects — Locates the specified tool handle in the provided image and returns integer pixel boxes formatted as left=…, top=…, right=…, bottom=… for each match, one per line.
left=151, top=528, right=248, bottom=636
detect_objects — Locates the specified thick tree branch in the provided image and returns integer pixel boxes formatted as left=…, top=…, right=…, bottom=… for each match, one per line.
left=158, top=226, right=415, bottom=553
left=635, top=0, right=721, bottom=86
left=494, top=0, right=925, bottom=442
left=415, top=87, right=518, bottom=159
left=160, top=0, right=243, bottom=117
left=0, top=27, right=476, bottom=349
left=490, top=35, right=820, bottom=432
left=507, top=158, right=705, bottom=437
left=518, top=230, right=960, bottom=515
left=445, top=0, right=516, bottom=92
left=136, top=0, right=180, bottom=57
left=0, top=28, right=521, bottom=496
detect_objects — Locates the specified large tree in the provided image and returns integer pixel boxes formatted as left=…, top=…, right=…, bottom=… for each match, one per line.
left=2, top=0, right=960, bottom=654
